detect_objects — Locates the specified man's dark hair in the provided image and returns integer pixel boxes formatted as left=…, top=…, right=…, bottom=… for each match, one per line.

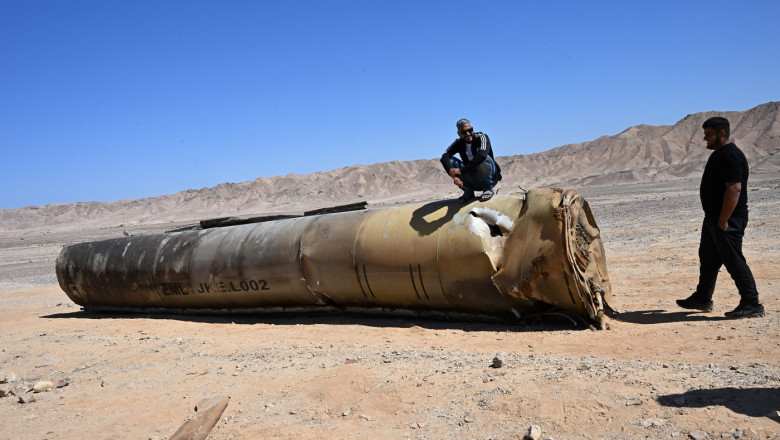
left=703, top=116, right=730, bottom=137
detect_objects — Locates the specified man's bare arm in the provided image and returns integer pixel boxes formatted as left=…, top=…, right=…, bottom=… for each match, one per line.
left=719, top=182, right=741, bottom=231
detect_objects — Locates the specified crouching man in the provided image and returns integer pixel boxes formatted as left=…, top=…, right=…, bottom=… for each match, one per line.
left=440, top=118, right=502, bottom=203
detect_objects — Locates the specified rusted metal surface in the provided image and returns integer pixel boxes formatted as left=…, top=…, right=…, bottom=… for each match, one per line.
left=56, top=189, right=613, bottom=327
left=303, top=201, right=367, bottom=216
left=199, top=214, right=300, bottom=229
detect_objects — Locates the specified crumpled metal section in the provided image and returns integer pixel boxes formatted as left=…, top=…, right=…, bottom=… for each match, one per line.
left=56, top=189, right=613, bottom=327
left=490, top=189, right=612, bottom=327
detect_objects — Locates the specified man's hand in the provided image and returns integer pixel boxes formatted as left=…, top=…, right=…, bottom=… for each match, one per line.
left=453, top=177, right=463, bottom=189
left=448, top=168, right=462, bottom=178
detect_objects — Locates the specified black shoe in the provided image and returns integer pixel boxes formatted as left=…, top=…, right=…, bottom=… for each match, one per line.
left=724, top=303, right=765, bottom=319
left=676, top=295, right=713, bottom=312
left=457, top=191, right=474, bottom=204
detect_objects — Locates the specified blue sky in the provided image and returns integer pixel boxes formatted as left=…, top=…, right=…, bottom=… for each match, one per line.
left=2, top=0, right=778, bottom=209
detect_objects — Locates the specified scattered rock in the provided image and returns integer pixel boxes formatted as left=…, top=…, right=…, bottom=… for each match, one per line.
left=641, top=418, right=666, bottom=428
left=0, top=388, right=7, bottom=398
left=35, top=358, right=58, bottom=368
left=625, top=398, right=642, bottom=406
left=57, top=378, right=71, bottom=388
left=3, top=372, right=18, bottom=383
left=523, top=424, right=542, bottom=440
left=12, top=383, right=32, bottom=395
left=18, top=394, right=36, bottom=404
left=492, top=355, right=505, bottom=368
left=342, top=410, right=351, bottom=417
left=688, top=429, right=709, bottom=440
left=729, top=428, right=745, bottom=438
left=33, top=381, right=55, bottom=393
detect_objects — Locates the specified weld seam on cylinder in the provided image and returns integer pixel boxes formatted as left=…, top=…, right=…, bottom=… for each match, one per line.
left=362, top=264, right=375, bottom=297
left=409, top=264, right=422, bottom=300
left=417, top=264, right=430, bottom=300
left=354, top=265, right=369, bottom=298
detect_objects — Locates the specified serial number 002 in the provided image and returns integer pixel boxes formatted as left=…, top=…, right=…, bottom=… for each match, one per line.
left=158, top=279, right=271, bottom=296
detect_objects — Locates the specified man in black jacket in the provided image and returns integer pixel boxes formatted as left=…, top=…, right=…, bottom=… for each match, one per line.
left=676, top=116, right=764, bottom=318
left=440, top=118, right=502, bottom=203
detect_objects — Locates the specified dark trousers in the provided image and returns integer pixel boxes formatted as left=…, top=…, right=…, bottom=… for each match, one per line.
left=695, top=215, right=759, bottom=304
left=447, top=156, right=497, bottom=192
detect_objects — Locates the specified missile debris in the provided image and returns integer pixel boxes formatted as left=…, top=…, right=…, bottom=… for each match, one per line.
left=56, top=189, right=613, bottom=327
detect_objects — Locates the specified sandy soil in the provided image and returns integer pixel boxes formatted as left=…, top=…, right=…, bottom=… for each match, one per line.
left=1, top=176, right=779, bottom=440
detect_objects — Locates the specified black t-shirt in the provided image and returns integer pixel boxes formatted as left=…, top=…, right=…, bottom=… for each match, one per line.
left=699, top=143, right=749, bottom=218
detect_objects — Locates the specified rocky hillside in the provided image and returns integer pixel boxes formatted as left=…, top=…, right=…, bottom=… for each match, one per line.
left=501, top=101, right=780, bottom=188
left=2, top=102, right=778, bottom=230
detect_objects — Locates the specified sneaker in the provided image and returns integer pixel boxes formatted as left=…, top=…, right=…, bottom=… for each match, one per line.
left=724, top=303, right=765, bottom=319
left=676, top=295, right=714, bottom=312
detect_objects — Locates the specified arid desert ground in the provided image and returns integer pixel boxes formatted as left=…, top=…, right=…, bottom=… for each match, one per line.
left=1, top=173, right=779, bottom=440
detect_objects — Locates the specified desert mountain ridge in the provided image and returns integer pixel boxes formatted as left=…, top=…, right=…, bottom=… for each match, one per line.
left=2, top=101, right=779, bottom=231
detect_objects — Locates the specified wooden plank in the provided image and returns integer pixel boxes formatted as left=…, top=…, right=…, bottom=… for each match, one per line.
left=169, top=395, right=230, bottom=440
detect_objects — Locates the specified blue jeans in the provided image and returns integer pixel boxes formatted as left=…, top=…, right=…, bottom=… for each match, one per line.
left=448, top=156, right=496, bottom=193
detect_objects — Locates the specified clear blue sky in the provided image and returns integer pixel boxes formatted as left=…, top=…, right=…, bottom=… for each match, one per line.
left=2, top=0, right=779, bottom=209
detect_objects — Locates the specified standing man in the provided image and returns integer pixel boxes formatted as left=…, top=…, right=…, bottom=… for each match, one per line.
left=440, top=118, right=502, bottom=203
left=677, top=117, right=764, bottom=318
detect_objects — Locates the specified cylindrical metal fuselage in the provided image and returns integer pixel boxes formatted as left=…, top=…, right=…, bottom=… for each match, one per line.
left=56, top=190, right=613, bottom=325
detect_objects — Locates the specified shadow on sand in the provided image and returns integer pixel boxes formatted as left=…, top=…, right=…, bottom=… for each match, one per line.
left=42, top=308, right=593, bottom=333
left=658, top=387, right=780, bottom=421
left=614, top=309, right=732, bottom=325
